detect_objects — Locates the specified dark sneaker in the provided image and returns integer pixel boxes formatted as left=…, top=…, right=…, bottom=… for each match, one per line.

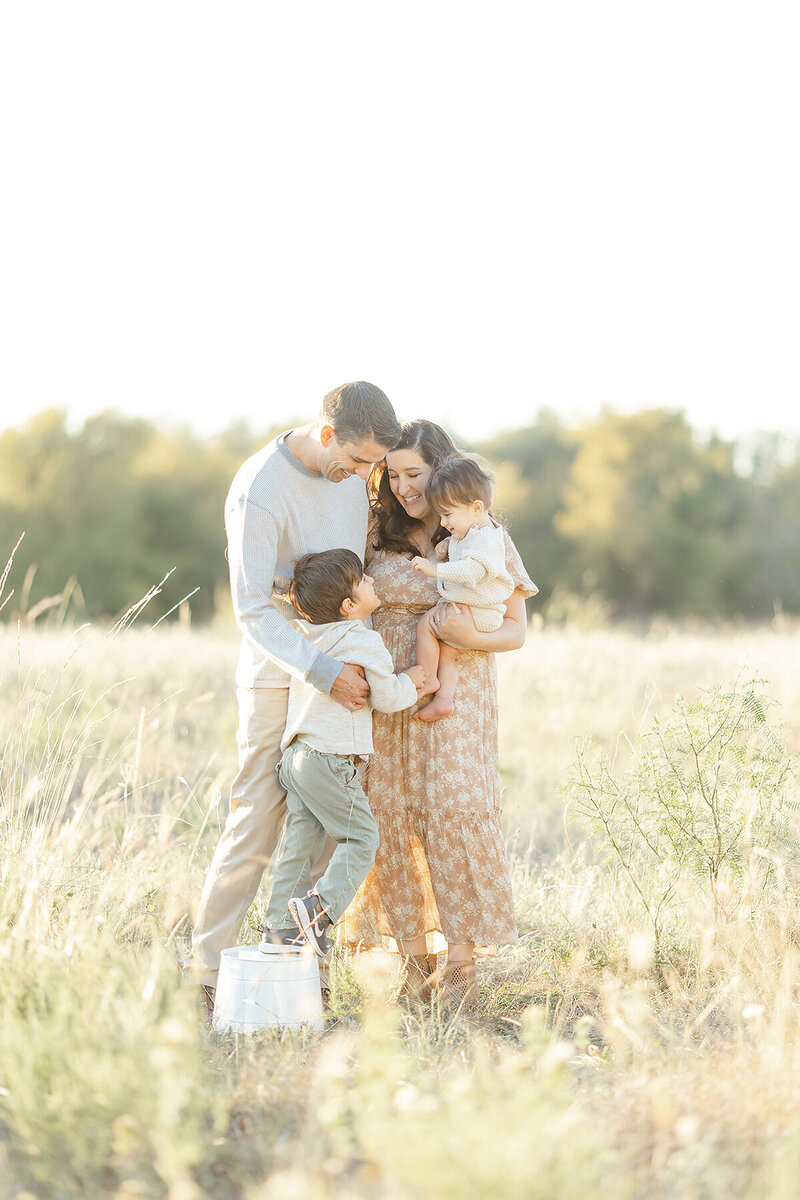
left=199, top=984, right=216, bottom=1025
left=289, top=892, right=334, bottom=957
left=258, top=926, right=304, bottom=951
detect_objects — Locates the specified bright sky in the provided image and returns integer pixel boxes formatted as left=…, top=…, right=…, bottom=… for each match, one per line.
left=1, top=2, right=798, bottom=445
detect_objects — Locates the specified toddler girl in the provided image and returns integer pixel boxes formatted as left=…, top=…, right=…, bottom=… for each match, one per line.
left=411, top=457, right=514, bottom=721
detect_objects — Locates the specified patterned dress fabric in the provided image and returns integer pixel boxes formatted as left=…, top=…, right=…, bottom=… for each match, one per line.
left=339, top=529, right=537, bottom=950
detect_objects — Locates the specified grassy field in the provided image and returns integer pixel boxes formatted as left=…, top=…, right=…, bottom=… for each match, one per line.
left=1, top=616, right=799, bottom=1199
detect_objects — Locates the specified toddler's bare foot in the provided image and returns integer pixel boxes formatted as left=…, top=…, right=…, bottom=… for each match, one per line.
left=415, top=676, right=440, bottom=700
left=412, top=694, right=455, bottom=722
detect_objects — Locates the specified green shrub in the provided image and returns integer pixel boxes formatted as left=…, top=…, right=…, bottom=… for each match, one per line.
left=568, top=680, right=797, bottom=963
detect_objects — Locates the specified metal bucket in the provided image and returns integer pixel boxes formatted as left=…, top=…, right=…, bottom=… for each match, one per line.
left=212, top=944, right=324, bottom=1034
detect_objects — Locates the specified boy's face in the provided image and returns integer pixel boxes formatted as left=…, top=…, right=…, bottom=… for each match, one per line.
left=319, top=426, right=390, bottom=482
left=342, top=573, right=381, bottom=619
left=438, top=500, right=484, bottom=540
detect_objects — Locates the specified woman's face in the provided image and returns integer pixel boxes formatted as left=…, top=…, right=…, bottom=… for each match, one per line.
left=385, top=448, right=433, bottom=522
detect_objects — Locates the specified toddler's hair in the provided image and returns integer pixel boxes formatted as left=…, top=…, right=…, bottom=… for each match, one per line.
left=284, top=548, right=364, bottom=625
left=427, top=457, right=494, bottom=513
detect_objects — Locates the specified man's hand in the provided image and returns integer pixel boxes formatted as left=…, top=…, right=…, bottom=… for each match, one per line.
left=330, top=663, right=370, bottom=711
left=411, top=555, right=437, bottom=578
left=401, top=664, right=427, bottom=692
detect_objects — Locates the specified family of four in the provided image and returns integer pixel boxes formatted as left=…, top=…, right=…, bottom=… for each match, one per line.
left=190, top=381, right=537, bottom=1013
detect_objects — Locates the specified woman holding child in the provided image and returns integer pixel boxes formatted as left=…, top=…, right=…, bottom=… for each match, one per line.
left=340, top=421, right=537, bottom=1004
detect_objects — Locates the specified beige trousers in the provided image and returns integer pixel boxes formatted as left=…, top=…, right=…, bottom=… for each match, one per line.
left=190, top=686, right=331, bottom=986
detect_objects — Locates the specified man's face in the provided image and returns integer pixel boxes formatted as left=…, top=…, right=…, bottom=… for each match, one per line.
left=318, top=426, right=390, bottom=482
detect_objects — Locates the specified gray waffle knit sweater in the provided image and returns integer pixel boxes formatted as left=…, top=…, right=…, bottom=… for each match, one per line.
left=225, top=433, right=369, bottom=692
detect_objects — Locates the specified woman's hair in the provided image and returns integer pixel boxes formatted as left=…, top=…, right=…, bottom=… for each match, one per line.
left=320, top=381, right=400, bottom=449
left=368, top=419, right=462, bottom=556
left=282, top=548, right=363, bottom=624
left=427, top=457, right=494, bottom=512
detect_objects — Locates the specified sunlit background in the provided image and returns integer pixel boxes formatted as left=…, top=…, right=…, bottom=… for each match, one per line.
left=1, top=2, right=799, bottom=623
left=1, top=1, right=798, bottom=441
left=3, top=14, right=800, bottom=1194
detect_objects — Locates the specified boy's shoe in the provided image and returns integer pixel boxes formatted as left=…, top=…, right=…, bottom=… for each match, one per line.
left=258, top=926, right=303, bottom=951
left=289, top=891, right=334, bottom=957
left=199, top=984, right=216, bottom=1025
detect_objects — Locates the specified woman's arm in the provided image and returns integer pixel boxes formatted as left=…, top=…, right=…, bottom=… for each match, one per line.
left=434, top=590, right=528, bottom=652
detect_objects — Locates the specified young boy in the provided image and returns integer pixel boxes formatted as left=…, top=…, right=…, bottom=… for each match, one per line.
left=411, top=457, right=518, bottom=721
left=263, top=548, right=425, bottom=955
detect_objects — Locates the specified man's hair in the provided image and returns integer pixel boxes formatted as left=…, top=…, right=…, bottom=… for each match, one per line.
left=427, top=457, right=494, bottom=512
left=320, top=381, right=400, bottom=449
left=285, top=548, right=364, bottom=624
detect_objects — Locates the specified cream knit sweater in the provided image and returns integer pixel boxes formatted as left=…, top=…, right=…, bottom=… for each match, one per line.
left=435, top=521, right=515, bottom=631
left=281, top=618, right=418, bottom=755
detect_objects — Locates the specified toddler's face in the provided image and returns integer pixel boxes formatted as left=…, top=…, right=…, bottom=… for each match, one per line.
left=437, top=501, right=482, bottom=540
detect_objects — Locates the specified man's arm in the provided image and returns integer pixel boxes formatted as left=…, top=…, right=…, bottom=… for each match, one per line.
left=228, top=495, right=341, bottom=692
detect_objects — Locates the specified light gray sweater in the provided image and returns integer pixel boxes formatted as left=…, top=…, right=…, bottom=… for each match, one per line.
left=225, top=432, right=369, bottom=692
left=281, top=618, right=418, bottom=755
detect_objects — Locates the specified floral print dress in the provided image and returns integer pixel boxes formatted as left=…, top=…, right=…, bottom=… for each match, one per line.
left=339, top=529, right=537, bottom=950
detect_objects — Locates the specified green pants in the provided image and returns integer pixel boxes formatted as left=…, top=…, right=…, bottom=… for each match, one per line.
left=265, top=740, right=379, bottom=929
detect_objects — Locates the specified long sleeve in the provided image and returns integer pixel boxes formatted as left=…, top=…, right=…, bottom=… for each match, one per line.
left=364, top=657, right=418, bottom=714
left=227, top=496, right=341, bottom=694
left=435, top=556, right=487, bottom=589
left=344, top=628, right=418, bottom=714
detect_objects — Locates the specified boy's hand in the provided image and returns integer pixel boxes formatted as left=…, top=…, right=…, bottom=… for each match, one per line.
left=402, top=664, right=427, bottom=691
left=411, top=556, right=437, bottom=578
left=434, top=540, right=450, bottom=562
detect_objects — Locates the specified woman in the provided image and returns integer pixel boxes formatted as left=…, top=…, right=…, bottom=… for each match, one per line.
left=340, top=420, right=537, bottom=1003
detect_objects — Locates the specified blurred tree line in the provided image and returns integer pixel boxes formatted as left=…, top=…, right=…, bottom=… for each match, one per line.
left=1, top=407, right=798, bottom=624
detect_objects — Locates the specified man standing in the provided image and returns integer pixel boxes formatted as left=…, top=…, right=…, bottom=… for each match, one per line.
left=191, top=381, right=400, bottom=1010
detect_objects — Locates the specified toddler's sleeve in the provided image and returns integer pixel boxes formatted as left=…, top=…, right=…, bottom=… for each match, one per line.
left=502, top=530, right=539, bottom=598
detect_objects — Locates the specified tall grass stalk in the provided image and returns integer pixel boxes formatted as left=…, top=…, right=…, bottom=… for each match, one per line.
left=1, top=614, right=800, bottom=1196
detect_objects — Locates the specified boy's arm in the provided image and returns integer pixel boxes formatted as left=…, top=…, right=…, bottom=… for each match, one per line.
left=228, top=496, right=341, bottom=693
left=347, top=630, right=419, bottom=713
left=435, top=556, right=487, bottom=589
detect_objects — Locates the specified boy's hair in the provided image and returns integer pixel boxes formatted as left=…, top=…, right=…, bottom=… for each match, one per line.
left=285, top=548, right=364, bottom=624
left=427, top=457, right=494, bottom=513
left=320, top=381, right=400, bottom=449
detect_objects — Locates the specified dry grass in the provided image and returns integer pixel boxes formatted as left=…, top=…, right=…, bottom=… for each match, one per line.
left=1, top=617, right=800, bottom=1198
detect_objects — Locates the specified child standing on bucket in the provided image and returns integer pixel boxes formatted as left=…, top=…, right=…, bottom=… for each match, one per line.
left=263, top=548, right=425, bottom=955
left=411, top=457, right=514, bottom=721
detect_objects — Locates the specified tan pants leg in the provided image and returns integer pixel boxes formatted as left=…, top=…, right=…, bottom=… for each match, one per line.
left=190, top=687, right=289, bottom=986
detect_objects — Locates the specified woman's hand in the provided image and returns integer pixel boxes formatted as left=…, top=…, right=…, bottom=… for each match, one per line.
left=411, top=555, right=437, bottom=578
left=433, top=603, right=479, bottom=649
left=434, top=539, right=450, bottom=562
left=435, top=591, right=528, bottom=652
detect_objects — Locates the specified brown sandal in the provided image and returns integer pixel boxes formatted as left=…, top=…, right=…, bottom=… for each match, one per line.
left=399, top=953, right=440, bottom=1001
left=437, top=960, right=478, bottom=1011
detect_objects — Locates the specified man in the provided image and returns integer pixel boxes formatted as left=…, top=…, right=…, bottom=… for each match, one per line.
left=191, top=381, right=400, bottom=1011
